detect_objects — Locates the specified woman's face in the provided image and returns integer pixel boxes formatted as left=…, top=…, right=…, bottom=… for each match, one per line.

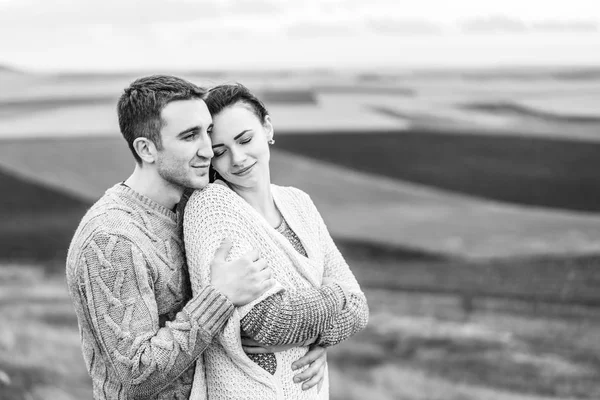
left=210, top=102, right=273, bottom=190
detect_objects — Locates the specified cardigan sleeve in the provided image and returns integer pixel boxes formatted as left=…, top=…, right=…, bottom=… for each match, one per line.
left=76, top=232, right=233, bottom=399
left=304, top=192, right=370, bottom=347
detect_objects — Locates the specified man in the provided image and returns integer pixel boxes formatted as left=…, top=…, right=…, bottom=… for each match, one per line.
left=66, top=75, right=339, bottom=399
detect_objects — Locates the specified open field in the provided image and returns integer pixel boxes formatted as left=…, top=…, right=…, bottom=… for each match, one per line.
left=2, top=261, right=599, bottom=400
left=1, top=67, right=600, bottom=399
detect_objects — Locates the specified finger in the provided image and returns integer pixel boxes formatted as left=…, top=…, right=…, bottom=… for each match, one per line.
left=244, top=248, right=260, bottom=263
left=212, top=238, right=232, bottom=262
left=293, top=352, right=326, bottom=382
left=259, top=278, right=276, bottom=293
left=294, top=365, right=325, bottom=390
left=243, top=345, right=272, bottom=354
left=300, top=336, right=318, bottom=347
left=302, top=369, right=324, bottom=391
left=317, top=376, right=323, bottom=393
left=253, top=258, right=268, bottom=271
left=292, top=346, right=326, bottom=371
left=256, top=268, right=272, bottom=282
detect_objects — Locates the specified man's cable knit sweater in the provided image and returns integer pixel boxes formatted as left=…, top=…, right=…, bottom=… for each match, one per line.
left=65, top=184, right=235, bottom=400
left=184, top=183, right=369, bottom=400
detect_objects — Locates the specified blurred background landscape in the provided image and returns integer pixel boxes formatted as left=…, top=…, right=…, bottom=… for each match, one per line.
left=2, top=1, right=600, bottom=399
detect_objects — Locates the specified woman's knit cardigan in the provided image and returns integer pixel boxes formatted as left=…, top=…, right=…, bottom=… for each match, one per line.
left=183, top=183, right=368, bottom=400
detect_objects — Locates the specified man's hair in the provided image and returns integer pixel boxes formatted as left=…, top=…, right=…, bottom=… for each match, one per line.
left=205, top=83, right=269, bottom=125
left=117, top=75, right=207, bottom=164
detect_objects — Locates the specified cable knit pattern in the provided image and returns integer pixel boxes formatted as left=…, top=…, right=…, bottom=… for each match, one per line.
left=184, top=183, right=368, bottom=400
left=66, top=184, right=234, bottom=400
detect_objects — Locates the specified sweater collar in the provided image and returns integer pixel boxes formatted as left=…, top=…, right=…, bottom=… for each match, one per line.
left=108, top=183, right=178, bottom=221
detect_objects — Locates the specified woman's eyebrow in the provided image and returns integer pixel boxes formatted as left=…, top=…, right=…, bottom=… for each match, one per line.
left=212, top=129, right=253, bottom=148
left=234, top=129, right=252, bottom=140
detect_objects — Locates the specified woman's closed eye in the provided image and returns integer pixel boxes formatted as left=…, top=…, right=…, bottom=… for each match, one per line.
left=213, top=149, right=226, bottom=158
left=239, top=136, right=252, bottom=144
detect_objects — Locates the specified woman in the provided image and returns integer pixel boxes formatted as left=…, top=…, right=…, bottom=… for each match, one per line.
left=183, top=84, right=368, bottom=400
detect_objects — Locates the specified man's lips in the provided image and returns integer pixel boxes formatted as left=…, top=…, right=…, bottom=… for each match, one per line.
left=192, top=164, right=210, bottom=169
left=232, top=162, right=256, bottom=176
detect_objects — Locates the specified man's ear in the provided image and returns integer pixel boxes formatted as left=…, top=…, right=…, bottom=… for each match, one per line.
left=132, top=137, right=158, bottom=164
left=264, top=115, right=274, bottom=141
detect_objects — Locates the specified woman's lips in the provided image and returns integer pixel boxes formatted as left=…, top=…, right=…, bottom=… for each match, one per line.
left=232, top=162, right=256, bottom=176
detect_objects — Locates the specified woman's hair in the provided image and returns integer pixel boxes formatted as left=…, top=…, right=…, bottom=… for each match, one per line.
left=205, top=83, right=269, bottom=125
left=205, top=83, right=270, bottom=183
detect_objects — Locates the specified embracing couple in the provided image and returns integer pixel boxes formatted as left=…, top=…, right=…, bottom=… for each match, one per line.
left=66, top=75, right=369, bottom=400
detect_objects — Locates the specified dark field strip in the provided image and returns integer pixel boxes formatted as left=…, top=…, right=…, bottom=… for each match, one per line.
left=260, top=90, right=317, bottom=105
left=339, top=236, right=600, bottom=308
left=0, top=167, right=89, bottom=264
left=352, top=257, right=600, bottom=308
left=312, top=85, right=415, bottom=95
left=0, top=96, right=116, bottom=118
left=462, top=101, right=600, bottom=124
left=276, top=129, right=600, bottom=212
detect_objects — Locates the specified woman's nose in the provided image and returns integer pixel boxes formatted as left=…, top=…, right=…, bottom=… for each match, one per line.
left=230, top=148, right=246, bottom=166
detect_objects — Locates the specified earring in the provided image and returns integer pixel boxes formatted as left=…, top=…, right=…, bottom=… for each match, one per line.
left=268, top=139, right=275, bottom=145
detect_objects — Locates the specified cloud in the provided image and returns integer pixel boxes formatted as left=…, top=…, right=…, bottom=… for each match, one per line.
left=367, top=18, right=444, bottom=35
left=0, top=0, right=222, bottom=26
left=459, top=15, right=528, bottom=33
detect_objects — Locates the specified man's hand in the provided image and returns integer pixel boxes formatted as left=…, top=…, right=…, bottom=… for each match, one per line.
left=241, top=334, right=318, bottom=354
left=292, top=345, right=327, bottom=392
left=210, top=239, right=274, bottom=306
left=241, top=336, right=297, bottom=354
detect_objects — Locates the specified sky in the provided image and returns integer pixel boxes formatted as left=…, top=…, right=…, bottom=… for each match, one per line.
left=0, top=0, right=599, bottom=72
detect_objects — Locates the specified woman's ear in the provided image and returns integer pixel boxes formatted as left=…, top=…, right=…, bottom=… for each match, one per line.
left=264, top=115, right=274, bottom=142
left=133, top=137, right=158, bottom=164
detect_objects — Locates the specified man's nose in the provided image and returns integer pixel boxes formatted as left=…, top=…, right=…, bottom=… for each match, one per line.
left=197, top=142, right=213, bottom=159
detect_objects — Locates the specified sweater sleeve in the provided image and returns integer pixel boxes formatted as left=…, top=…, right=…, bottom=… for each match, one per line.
left=76, top=232, right=233, bottom=399
left=307, top=193, right=370, bottom=347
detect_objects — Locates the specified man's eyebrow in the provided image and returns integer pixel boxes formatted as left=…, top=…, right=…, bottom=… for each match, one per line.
left=177, top=126, right=199, bottom=138
left=212, top=129, right=251, bottom=148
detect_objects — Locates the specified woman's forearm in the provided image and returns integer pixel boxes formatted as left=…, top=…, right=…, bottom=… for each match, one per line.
left=240, top=283, right=347, bottom=346
left=315, top=291, right=369, bottom=347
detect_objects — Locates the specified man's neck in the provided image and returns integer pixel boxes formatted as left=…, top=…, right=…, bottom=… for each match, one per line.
left=124, top=164, right=183, bottom=210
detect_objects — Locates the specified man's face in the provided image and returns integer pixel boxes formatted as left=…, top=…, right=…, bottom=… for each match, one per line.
left=155, top=99, right=214, bottom=190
